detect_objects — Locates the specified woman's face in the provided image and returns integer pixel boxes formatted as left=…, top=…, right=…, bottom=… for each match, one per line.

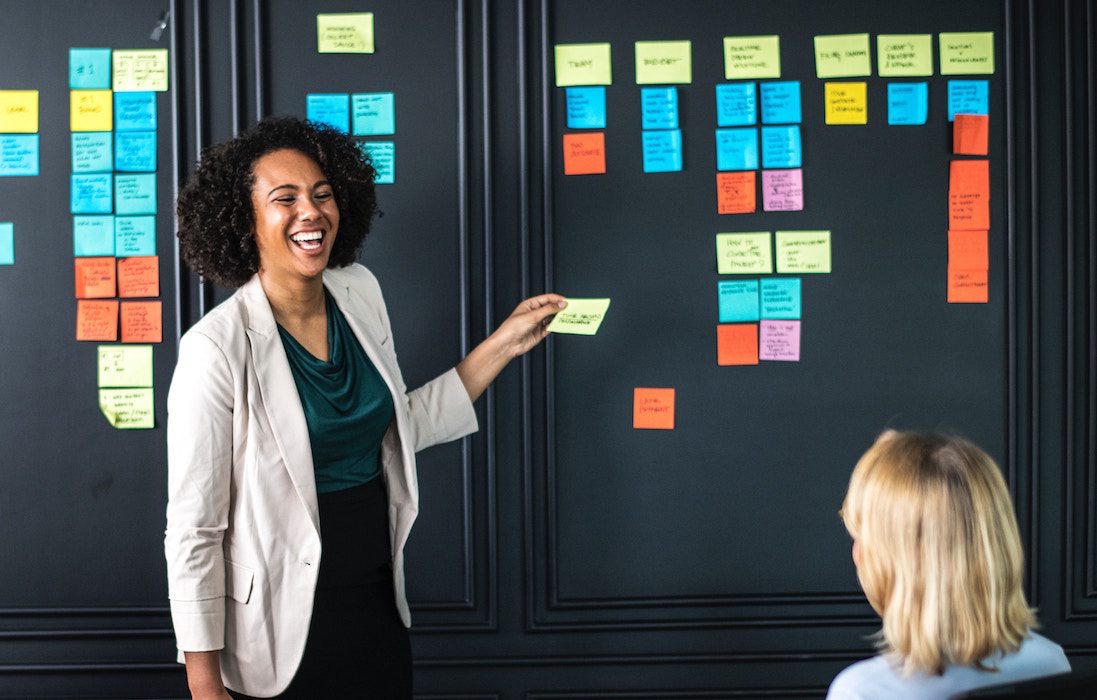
left=250, top=148, right=340, bottom=283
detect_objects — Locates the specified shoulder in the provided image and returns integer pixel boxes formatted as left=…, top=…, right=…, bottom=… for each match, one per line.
left=827, top=656, right=900, bottom=700
left=326, top=262, right=380, bottom=293
left=181, top=290, right=248, bottom=349
left=1010, top=632, right=1072, bottom=673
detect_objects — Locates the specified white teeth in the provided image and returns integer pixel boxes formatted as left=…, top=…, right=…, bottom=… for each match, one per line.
left=291, top=231, right=323, bottom=242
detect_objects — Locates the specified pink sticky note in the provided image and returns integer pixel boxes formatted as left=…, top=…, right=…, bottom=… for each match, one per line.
left=762, top=169, right=803, bottom=211
left=759, top=320, right=800, bottom=361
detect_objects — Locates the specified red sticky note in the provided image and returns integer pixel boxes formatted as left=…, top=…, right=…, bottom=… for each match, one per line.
left=948, top=189, right=990, bottom=230
left=948, top=230, right=989, bottom=270
left=563, top=132, right=606, bottom=175
left=947, top=268, right=989, bottom=303
left=716, top=171, right=756, bottom=214
left=633, top=387, right=675, bottom=430
left=74, top=257, right=116, bottom=298
left=717, top=323, right=759, bottom=365
left=121, top=301, right=162, bottom=343
left=953, top=114, right=989, bottom=156
left=118, top=256, right=160, bottom=298
left=76, top=299, right=119, bottom=341
left=949, top=159, right=989, bottom=194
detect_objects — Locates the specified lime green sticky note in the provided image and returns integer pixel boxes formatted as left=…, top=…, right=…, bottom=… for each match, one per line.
left=877, top=34, right=933, bottom=76
left=554, top=43, right=612, bottom=86
left=112, top=50, right=169, bottom=92
left=716, top=232, right=772, bottom=274
left=547, top=298, right=611, bottom=335
left=814, top=33, right=872, bottom=78
left=99, top=388, right=155, bottom=429
left=635, top=41, right=692, bottom=85
left=723, top=36, right=781, bottom=79
left=776, top=231, right=831, bottom=273
left=939, top=32, right=994, bottom=75
left=98, top=345, right=153, bottom=388
left=317, top=13, right=375, bottom=54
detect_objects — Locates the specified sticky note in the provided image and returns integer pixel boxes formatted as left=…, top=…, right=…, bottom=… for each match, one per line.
left=877, top=35, right=933, bottom=77
left=71, top=90, right=113, bottom=131
left=0, top=90, right=39, bottom=132
left=716, top=172, right=756, bottom=214
left=0, top=223, right=12, bottom=265
left=70, top=48, right=112, bottom=89
left=760, top=126, right=801, bottom=168
left=640, top=87, right=678, bottom=129
left=74, top=216, right=116, bottom=256
left=762, top=169, right=803, bottom=211
left=760, top=278, right=801, bottom=319
left=77, top=300, right=119, bottom=341
left=715, top=83, right=756, bottom=127
left=72, top=132, right=113, bottom=172
left=715, top=232, right=771, bottom=274
left=115, top=216, right=156, bottom=257
left=775, top=231, right=831, bottom=273
left=351, top=93, right=395, bottom=136
left=554, top=43, right=612, bottom=86
left=950, top=159, right=989, bottom=194
left=887, top=82, right=928, bottom=125
left=718, top=280, right=759, bottom=322
left=940, top=32, right=994, bottom=75
left=635, top=41, right=692, bottom=85
left=118, top=256, right=159, bottom=297
left=760, top=81, right=801, bottom=124
left=97, top=345, right=153, bottom=388
left=949, top=190, right=990, bottom=230
left=71, top=173, right=113, bottom=214
left=814, top=33, right=872, bottom=78
left=114, top=131, right=157, bottom=172
left=114, top=92, right=156, bottom=131
left=824, top=82, right=868, bottom=125
left=115, top=174, right=157, bottom=215
left=0, top=135, right=39, bottom=176
left=562, top=132, right=605, bottom=175
left=715, top=128, right=758, bottom=171
left=642, top=130, right=683, bottom=173
left=98, top=388, right=154, bottom=428
left=954, top=114, right=989, bottom=155
left=717, top=323, right=759, bottom=365
left=359, top=141, right=395, bottom=184
left=112, top=49, right=169, bottom=91
left=948, top=268, right=989, bottom=303
left=565, top=87, right=606, bottom=129
left=75, top=257, right=116, bottom=298
left=546, top=298, right=610, bottom=335
left=723, top=36, right=780, bottom=79
left=121, top=301, right=163, bottom=343
left=317, top=13, right=374, bottom=53
left=633, top=388, right=675, bottom=430
left=307, top=93, right=350, bottom=133
left=949, top=230, right=989, bottom=270
left=759, top=320, right=800, bottom=361
left=947, top=80, right=989, bottom=121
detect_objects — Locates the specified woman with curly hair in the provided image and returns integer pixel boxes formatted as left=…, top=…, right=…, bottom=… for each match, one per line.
left=165, top=116, right=565, bottom=699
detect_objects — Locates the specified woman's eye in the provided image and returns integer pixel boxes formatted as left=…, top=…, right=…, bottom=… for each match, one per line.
left=315, top=191, right=333, bottom=200
left=275, top=196, right=295, bottom=204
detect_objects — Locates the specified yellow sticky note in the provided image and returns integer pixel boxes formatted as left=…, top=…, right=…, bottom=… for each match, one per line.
left=547, top=298, right=611, bottom=335
left=317, top=13, right=375, bottom=54
left=723, top=36, right=780, bottom=79
left=98, top=345, right=153, bottom=388
left=554, top=43, right=612, bottom=86
left=776, top=231, right=831, bottom=273
left=71, top=90, right=113, bottom=132
left=940, top=32, right=994, bottom=75
left=824, top=82, right=867, bottom=124
left=877, top=34, right=933, bottom=76
left=814, top=33, right=872, bottom=78
left=0, top=90, right=39, bottom=133
left=99, top=388, right=155, bottom=429
left=635, top=41, right=692, bottom=85
left=716, top=232, right=772, bottom=274
left=113, top=49, right=169, bottom=91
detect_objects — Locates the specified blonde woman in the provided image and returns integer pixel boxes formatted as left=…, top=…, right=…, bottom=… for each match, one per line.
left=827, top=431, right=1070, bottom=699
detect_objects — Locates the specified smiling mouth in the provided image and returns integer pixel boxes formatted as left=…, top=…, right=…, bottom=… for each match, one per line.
left=290, top=230, right=324, bottom=251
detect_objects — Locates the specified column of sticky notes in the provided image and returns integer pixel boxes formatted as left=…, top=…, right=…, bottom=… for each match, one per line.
left=0, top=88, right=40, bottom=265
left=947, top=81, right=991, bottom=302
left=636, top=41, right=690, bottom=174
left=554, top=43, right=611, bottom=175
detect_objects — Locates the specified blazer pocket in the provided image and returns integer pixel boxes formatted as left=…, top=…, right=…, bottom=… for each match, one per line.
left=224, top=559, right=255, bottom=604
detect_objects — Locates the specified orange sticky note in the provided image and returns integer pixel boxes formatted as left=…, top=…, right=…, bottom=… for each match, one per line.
left=949, top=159, right=989, bottom=194
left=121, top=301, right=162, bottom=343
left=949, top=190, right=990, bottom=230
left=74, top=257, right=116, bottom=298
left=953, top=114, right=988, bottom=155
left=118, top=256, right=159, bottom=298
left=633, top=387, right=675, bottom=430
left=948, top=230, right=989, bottom=270
left=948, top=268, right=989, bottom=303
left=562, top=132, right=606, bottom=175
left=717, top=323, right=759, bottom=365
left=716, top=171, right=756, bottom=214
left=77, top=299, right=119, bottom=341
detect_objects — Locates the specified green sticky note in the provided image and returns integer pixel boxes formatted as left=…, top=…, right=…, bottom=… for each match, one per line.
left=317, top=13, right=374, bottom=53
left=74, top=216, right=115, bottom=256
left=115, top=173, right=157, bottom=215
left=940, top=32, right=994, bottom=75
left=776, top=231, right=831, bottom=273
left=877, top=34, right=933, bottom=77
left=635, top=41, right=692, bottom=84
left=97, top=345, right=153, bottom=388
left=723, top=36, right=781, bottom=79
left=99, top=388, right=155, bottom=428
left=0, top=222, right=13, bottom=265
left=814, top=33, right=872, bottom=78
left=716, top=232, right=772, bottom=274
left=547, top=298, right=611, bottom=335
left=554, top=43, right=612, bottom=87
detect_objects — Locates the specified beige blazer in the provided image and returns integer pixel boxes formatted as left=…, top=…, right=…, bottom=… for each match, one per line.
left=164, top=263, right=478, bottom=697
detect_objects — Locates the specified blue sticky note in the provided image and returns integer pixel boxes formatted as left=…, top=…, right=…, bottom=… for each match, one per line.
left=359, top=142, right=395, bottom=184
left=70, top=48, right=112, bottom=89
left=352, top=93, right=395, bottom=136
left=641, top=87, right=678, bottom=130
left=115, top=173, right=157, bottom=215
left=72, top=133, right=112, bottom=173
left=307, top=93, right=351, bottom=133
left=760, top=81, right=801, bottom=124
left=115, top=92, right=157, bottom=131
left=114, top=131, right=157, bottom=172
left=74, top=216, right=116, bottom=256
left=0, top=222, right=13, bottom=265
left=716, top=83, right=756, bottom=127
left=715, top=128, right=758, bottom=171
left=761, top=126, right=801, bottom=168
left=947, top=80, right=989, bottom=122
left=72, top=173, right=113, bottom=214
left=115, top=216, right=157, bottom=256
left=718, top=280, right=760, bottom=322
left=760, top=278, right=801, bottom=319
left=888, top=83, right=928, bottom=125
left=566, top=87, right=606, bottom=129
left=642, top=129, right=683, bottom=173
left=0, top=135, right=39, bottom=176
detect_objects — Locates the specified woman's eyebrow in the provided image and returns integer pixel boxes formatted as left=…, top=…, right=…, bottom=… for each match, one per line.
left=267, top=183, right=298, bottom=196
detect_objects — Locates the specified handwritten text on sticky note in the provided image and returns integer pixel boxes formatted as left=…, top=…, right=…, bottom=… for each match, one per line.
left=547, top=298, right=610, bottom=335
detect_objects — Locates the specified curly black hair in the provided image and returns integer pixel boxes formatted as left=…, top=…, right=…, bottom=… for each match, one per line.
left=177, top=116, right=379, bottom=287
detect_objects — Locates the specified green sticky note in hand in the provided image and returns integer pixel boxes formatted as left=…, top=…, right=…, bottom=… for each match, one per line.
left=547, top=298, right=611, bottom=335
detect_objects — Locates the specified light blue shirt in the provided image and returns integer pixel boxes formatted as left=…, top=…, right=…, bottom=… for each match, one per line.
left=827, top=633, right=1071, bottom=699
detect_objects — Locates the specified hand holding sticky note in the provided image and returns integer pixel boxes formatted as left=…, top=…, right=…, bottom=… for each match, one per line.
left=547, top=298, right=610, bottom=335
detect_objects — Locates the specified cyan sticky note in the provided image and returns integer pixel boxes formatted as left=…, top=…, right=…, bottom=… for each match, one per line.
left=72, top=173, right=113, bottom=214
left=760, top=125, right=801, bottom=168
left=641, top=87, right=678, bottom=130
left=947, top=80, right=989, bottom=122
left=641, top=129, right=683, bottom=173
left=0, top=135, right=39, bottom=176
left=72, top=132, right=112, bottom=173
left=115, top=173, right=157, bottom=215
left=359, top=141, right=395, bottom=184
left=760, top=278, right=801, bottom=319
left=715, top=128, right=759, bottom=171
left=114, top=92, right=156, bottom=131
left=0, top=222, right=13, bottom=265
left=888, top=82, right=928, bottom=125
left=114, top=131, right=157, bottom=172
left=351, top=93, right=395, bottom=136
left=566, top=87, right=607, bottom=129
left=760, top=81, right=801, bottom=124
left=74, top=216, right=116, bottom=256
left=70, top=48, right=112, bottom=89
left=715, top=83, right=756, bottom=127
left=115, top=216, right=157, bottom=256
left=306, top=93, right=350, bottom=133
left=718, top=280, right=760, bottom=322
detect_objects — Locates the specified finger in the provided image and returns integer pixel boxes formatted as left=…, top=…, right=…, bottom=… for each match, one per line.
left=520, top=293, right=567, bottom=313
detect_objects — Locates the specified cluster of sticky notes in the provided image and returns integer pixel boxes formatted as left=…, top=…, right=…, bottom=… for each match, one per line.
left=633, top=387, right=674, bottom=430
left=641, top=87, right=682, bottom=172
left=556, top=43, right=611, bottom=176
left=317, top=12, right=375, bottom=53
left=305, top=92, right=396, bottom=184
left=716, top=231, right=831, bottom=275
left=547, top=298, right=611, bottom=335
left=0, top=90, right=40, bottom=177
left=97, top=345, right=155, bottom=429
left=947, top=157, right=991, bottom=303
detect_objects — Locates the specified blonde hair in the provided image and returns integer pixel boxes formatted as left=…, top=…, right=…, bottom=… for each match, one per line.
left=840, top=430, right=1036, bottom=676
